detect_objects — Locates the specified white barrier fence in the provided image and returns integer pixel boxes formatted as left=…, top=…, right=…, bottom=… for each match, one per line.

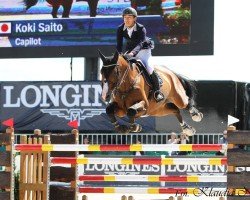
left=14, top=132, right=223, bottom=145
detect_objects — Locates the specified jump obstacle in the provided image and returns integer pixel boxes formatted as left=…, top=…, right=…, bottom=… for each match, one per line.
left=0, top=127, right=250, bottom=200
left=15, top=144, right=226, bottom=152
left=0, top=127, right=14, bottom=200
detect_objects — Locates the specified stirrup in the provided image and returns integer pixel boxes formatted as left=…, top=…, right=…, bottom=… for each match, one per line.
left=154, top=91, right=164, bottom=102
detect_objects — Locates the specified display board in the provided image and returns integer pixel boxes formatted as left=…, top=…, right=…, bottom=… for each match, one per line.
left=0, top=0, right=214, bottom=58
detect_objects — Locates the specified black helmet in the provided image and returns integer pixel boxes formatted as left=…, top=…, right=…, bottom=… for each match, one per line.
left=122, top=7, right=137, bottom=17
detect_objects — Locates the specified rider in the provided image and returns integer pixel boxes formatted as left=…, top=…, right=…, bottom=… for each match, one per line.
left=116, top=7, right=164, bottom=102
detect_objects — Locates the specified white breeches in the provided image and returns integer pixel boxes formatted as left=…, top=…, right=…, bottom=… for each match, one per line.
left=135, top=49, right=154, bottom=75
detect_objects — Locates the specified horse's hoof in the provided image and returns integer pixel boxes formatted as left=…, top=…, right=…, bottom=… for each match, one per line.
left=182, top=126, right=196, bottom=136
left=130, top=124, right=142, bottom=133
left=191, top=112, right=203, bottom=122
left=116, top=125, right=130, bottom=134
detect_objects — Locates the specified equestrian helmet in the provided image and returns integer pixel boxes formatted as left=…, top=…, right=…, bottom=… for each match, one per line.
left=122, top=7, right=138, bottom=17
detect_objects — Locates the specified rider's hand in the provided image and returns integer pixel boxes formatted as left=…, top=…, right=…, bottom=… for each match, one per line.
left=124, top=52, right=134, bottom=60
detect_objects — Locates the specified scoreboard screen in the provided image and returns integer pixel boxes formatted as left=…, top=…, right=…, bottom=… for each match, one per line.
left=0, top=0, right=213, bottom=58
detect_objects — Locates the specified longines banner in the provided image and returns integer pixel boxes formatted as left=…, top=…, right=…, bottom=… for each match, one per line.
left=82, top=156, right=226, bottom=187
left=83, top=164, right=226, bottom=175
left=0, top=81, right=155, bottom=132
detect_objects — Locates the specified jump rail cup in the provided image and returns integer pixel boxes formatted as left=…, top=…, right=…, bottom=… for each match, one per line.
left=0, top=127, right=14, bottom=200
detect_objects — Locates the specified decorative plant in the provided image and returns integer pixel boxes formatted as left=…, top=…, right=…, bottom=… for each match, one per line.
left=166, top=8, right=191, bottom=28
left=131, top=0, right=163, bottom=16
left=164, top=7, right=191, bottom=35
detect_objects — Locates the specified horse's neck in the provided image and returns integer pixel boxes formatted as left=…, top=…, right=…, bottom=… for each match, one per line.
left=118, top=59, right=149, bottom=95
left=120, top=67, right=134, bottom=91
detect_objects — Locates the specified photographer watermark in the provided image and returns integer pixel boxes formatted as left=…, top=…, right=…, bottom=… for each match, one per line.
left=175, top=187, right=250, bottom=197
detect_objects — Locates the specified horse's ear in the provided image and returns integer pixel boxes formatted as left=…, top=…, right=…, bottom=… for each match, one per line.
left=98, top=49, right=106, bottom=63
left=112, top=50, right=119, bottom=63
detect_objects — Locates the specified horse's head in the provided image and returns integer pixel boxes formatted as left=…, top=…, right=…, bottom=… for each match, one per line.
left=99, top=50, right=138, bottom=102
left=99, top=50, right=120, bottom=101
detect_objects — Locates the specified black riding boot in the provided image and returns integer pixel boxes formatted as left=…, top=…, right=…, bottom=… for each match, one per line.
left=150, top=71, right=164, bottom=102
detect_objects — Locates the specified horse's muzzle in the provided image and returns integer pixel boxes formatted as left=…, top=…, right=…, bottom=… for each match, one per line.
left=101, top=82, right=109, bottom=101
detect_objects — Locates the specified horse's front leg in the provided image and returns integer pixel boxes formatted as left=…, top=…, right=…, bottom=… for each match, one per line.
left=127, top=101, right=147, bottom=133
left=106, top=102, right=129, bottom=133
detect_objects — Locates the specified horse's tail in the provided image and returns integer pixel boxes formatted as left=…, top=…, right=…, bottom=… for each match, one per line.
left=22, top=0, right=39, bottom=10
left=176, top=74, right=197, bottom=107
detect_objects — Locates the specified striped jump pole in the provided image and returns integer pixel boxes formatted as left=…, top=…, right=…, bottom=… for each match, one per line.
left=15, top=144, right=226, bottom=152
left=79, top=175, right=227, bottom=183
left=78, top=187, right=229, bottom=194
left=51, top=157, right=227, bottom=165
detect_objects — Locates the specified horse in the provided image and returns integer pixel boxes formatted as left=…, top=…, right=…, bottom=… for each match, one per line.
left=99, top=50, right=203, bottom=136
left=23, top=0, right=99, bottom=18
left=23, top=0, right=73, bottom=18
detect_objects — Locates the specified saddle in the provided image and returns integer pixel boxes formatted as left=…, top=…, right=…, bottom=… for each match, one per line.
left=128, top=58, right=163, bottom=88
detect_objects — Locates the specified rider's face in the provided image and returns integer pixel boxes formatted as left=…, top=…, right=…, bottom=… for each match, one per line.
left=123, top=15, right=136, bottom=28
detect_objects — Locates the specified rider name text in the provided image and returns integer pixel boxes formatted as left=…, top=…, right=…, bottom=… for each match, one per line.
left=15, top=22, right=63, bottom=33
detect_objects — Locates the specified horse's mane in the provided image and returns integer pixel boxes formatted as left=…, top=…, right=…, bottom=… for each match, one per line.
left=118, top=55, right=130, bottom=68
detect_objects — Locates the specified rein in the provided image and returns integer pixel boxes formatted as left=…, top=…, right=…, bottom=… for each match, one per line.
left=116, top=64, right=130, bottom=90
left=114, top=62, right=142, bottom=100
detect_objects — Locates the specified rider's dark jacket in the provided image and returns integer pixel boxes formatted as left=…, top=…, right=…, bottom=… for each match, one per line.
left=116, top=22, right=146, bottom=55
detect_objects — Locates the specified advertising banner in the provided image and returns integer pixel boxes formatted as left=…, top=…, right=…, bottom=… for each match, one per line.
left=0, top=81, right=155, bottom=132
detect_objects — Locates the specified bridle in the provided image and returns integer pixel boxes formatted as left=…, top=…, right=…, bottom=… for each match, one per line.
left=102, top=60, right=142, bottom=100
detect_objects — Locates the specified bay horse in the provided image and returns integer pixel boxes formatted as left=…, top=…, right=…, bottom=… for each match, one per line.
left=23, top=0, right=99, bottom=18
left=99, top=50, right=203, bottom=136
left=23, top=0, right=73, bottom=18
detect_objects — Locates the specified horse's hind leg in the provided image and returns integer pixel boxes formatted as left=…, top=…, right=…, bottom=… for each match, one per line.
left=167, top=103, right=196, bottom=136
left=170, top=85, right=203, bottom=122
left=187, top=99, right=203, bottom=122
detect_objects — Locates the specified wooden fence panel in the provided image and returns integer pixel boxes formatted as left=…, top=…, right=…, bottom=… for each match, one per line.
left=0, top=192, right=10, bottom=200
left=227, top=148, right=250, bottom=166
left=227, top=172, right=250, bottom=188
left=0, top=152, right=11, bottom=166
left=0, top=171, right=11, bottom=188
left=227, top=196, right=250, bottom=200
left=227, top=131, right=250, bottom=144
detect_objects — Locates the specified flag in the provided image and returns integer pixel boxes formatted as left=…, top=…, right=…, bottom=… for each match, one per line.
left=0, top=22, right=11, bottom=34
left=67, top=120, right=78, bottom=129
left=2, top=118, right=14, bottom=127
left=228, top=115, right=239, bottom=125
